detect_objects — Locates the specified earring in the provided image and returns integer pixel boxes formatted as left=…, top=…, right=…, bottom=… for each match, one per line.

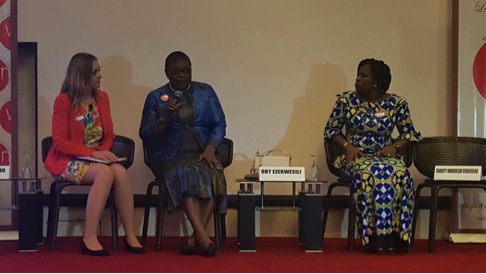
left=374, top=84, right=378, bottom=88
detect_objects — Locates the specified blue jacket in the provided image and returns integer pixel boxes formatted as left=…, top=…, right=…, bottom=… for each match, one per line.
left=139, top=81, right=226, bottom=161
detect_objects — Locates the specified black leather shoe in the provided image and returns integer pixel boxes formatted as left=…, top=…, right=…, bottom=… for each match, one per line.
left=179, top=240, right=198, bottom=255
left=201, top=243, right=217, bottom=257
left=80, top=239, right=110, bottom=256
left=124, top=238, right=145, bottom=254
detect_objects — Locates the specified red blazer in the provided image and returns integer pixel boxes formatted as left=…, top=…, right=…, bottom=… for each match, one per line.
left=44, top=90, right=115, bottom=175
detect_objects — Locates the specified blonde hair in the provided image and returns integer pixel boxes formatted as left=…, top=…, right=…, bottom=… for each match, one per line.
left=60, top=52, right=98, bottom=105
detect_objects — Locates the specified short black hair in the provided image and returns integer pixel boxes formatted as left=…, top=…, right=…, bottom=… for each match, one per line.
left=358, top=58, right=392, bottom=92
left=165, top=51, right=191, bottom=69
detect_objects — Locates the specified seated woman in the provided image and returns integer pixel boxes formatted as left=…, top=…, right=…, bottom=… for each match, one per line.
left=44, top=53, right=144, bottom=256
left=324, top=58, right=422, bottom=254
left=139, top=51, right=227, bottom=257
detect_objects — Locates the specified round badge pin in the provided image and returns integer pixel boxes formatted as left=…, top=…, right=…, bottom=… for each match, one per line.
left=160, top=94, right=169, bottom=102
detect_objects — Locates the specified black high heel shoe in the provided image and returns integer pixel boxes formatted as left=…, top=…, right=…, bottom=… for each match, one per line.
left=80, top=239, right=110, bottom=256
left=124, top=238, right=145, bottom=254
left=201, top=243, right=218, bottom=257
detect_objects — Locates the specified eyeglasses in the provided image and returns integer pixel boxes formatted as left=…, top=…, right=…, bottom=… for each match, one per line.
left=167, top=67, right=192, bottom=75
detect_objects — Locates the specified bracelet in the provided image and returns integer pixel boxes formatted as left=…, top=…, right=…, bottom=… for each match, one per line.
left=343, top=142, right=349, bottom=148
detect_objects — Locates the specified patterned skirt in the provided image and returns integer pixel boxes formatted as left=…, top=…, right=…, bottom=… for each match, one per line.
left=342, top=156, right=415, bottom=246
left=149, top=151, right=227, bottom=214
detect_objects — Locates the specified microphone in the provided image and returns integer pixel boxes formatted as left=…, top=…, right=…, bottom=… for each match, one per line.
left=165, top=90, right=183, bottom=118
left=174, top=90, right=183, bottom=101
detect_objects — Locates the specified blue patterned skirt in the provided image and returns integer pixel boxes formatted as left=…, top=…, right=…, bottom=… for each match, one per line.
left=342, top=156, right=415, bottom=246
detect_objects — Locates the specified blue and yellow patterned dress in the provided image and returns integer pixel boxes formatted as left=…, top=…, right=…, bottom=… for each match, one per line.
left=324, top=91, right=422, bottom=245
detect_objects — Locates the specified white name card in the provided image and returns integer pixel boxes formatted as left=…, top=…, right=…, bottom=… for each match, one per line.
left=259, top=167, right=305, bottom=181
left=0, top=166, right=10, bottom=179
left=434, top=165, right=482, bottom=181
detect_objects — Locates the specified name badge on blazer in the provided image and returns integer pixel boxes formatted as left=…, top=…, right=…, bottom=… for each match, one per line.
left=75, top=115, right=84, bottom=122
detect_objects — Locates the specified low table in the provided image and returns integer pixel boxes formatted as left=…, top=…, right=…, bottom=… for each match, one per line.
left=236, top=177, right=327, bottom=252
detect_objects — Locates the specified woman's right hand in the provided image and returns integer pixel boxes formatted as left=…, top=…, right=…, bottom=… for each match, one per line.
left=344, top=144, right=362, bottom=166
left=91, top=150, right=118, bottom=163
left=156, top=99, right=181, bottom=130
left=165, top=99, right=181, bottom=117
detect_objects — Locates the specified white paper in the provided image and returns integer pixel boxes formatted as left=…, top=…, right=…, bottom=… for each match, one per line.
left=77, top=156, right=127, bottom=164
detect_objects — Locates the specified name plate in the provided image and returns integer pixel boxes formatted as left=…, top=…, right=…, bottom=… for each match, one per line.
left=259, top=167, right=305, bottom=181
left=0, top=166, right=10, bottom=179
left=434, top=165, right=482, bottom=181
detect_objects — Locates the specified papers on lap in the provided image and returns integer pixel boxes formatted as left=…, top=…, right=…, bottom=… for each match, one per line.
left=77, top=156, right=127, bottom=164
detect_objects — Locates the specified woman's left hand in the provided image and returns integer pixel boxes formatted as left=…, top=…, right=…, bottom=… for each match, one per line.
left=378, top=145, right=398, bottom=158
left=199, top=145, right=223, bottom=170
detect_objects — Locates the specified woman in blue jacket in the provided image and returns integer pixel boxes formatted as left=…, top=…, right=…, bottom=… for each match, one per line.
left=139, top=51, right=226, bottom=257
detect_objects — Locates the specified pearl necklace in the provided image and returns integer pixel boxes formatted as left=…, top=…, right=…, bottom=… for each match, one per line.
left=168, top=82, right=191, bottom=93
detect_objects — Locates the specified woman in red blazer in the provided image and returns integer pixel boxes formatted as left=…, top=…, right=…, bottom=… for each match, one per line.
left=44, top=53, right=144, bottom=256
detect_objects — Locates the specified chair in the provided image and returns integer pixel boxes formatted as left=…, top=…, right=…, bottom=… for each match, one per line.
left=41, top=135, right=135, bottom=252
left=321, top=139, right=413, bottom=251
left=141, top=138, right=234, bottom=251
left=411, top=136, right=486, bottom=253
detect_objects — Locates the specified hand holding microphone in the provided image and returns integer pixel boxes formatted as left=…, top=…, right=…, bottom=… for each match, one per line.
left=158, top=91, right=182, bottom=126
left=167, top=90, right=182, bottom=116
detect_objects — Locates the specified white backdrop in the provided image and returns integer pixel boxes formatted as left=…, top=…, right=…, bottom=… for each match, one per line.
left=17, top=0, right=452, bottom=238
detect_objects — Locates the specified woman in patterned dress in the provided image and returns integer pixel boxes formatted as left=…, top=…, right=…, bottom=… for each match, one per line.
left=44, top=53, right=144, bottom=256
left=324, top=58, right=422, bottom=253
left=139, top=51, right=227, bottom=257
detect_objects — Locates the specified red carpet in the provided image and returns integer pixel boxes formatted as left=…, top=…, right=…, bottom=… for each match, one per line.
left=1, top=237, right=486, bottom=272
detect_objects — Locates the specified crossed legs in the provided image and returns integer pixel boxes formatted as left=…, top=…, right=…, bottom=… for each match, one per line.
left=183, top=197, right=216, bottom=250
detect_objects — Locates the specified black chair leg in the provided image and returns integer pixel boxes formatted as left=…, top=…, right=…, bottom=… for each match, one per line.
left=321, top=196, right=331, bottom=239
left=110, top=197, right=118, bottom=251
left=46, top=182, right=70, bottom=252
left=411, top=183, right=429, bottom=251
left=142, top=180, right=167, bottom=251
left=347, top=198, right=355, bottom=251
left=46, top=185, right=60, bottom=251
left=214, top=210, right=221, bottom=249
left=154, top=185, right=165, bottom=251
left=322, top=183, right=339, bottom=239
left=322, top=181, right=353, bottom=251
left=428, top=185, right=439, bottom=253
left=220, top=214, right=227, bottom=244
left=142, top=182, right=156, bottom=244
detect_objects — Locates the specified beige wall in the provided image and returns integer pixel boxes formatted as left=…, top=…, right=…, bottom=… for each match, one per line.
left=18, top=0, right=453, bottom=239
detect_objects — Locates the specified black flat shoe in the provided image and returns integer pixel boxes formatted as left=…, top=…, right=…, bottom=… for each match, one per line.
left=80, top=239, right=110, bottom=256
left=373, top=245, right=387, bottom=254
left=179, top=240, right=198, bottom=255
left=387, top=232, right=409, bottom=254
left=201, top=243, right=217, bottom=257
left=393, top=239, right=410, bottom=254
left=371, top=235, right=388, bottom=254
left=124, top=238, right=145, bottom=254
